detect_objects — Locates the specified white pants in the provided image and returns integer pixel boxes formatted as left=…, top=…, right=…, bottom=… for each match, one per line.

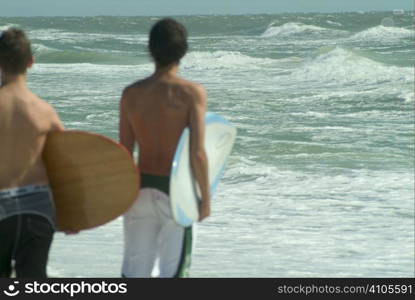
left=122, top=188, right=193, bottom=278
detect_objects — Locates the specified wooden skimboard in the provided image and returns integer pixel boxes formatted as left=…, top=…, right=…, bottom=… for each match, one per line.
left=43, top=131, right=139, bottom=231
left=170, top=112, right=237, bottom=227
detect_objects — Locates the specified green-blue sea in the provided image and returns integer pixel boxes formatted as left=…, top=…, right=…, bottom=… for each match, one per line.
left=1, top=11, right=414, bottom=277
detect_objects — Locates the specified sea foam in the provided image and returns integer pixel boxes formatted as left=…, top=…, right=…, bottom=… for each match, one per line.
left=0, top=23, right=20, bottom=31
left=261, top=22, right=343, bottom=38
left=350, top=25, right=415, bottom=42
left=291, top=47, right=414, bottom=86
left=182, top=51, right=275, bottom=70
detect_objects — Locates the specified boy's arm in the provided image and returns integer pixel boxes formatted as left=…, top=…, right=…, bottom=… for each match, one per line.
left=119, top=89, right=135, bottom=155
left=189, top=85, right=210, bottom=222
left=48, top=104, right=65, bottom=131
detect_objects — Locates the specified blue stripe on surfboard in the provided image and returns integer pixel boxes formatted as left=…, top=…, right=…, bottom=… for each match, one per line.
left=176, top=203, right=193, bottom=227
left=210, top=163, right=226, bottom=195
left=206, top=112, right=231, bottom=126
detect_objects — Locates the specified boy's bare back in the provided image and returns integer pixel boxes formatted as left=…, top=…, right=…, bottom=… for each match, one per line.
left=0, top=83, right=63, bottom=189
left=120, top=72, right=207, bottom=176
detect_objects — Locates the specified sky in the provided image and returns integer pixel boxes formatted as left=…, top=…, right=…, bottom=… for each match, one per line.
left=0, top=0, right=413, bottom=17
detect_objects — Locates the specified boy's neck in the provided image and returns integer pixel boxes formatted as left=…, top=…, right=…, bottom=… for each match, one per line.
left=1, top=73, right=28, bottom=88
left=153, top=63, right=179, bottom=78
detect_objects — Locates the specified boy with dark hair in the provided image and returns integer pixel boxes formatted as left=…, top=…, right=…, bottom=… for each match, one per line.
left=0, top=28, right=64, bottom=277
left=119, top=18, right=210, bottom=277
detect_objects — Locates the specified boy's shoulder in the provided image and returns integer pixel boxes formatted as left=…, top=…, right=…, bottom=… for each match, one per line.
left=123, top=76, right=205, bottom=97
left=122, top=77, right=152, bottom=96
left=173, top=77, right=206, bottom=100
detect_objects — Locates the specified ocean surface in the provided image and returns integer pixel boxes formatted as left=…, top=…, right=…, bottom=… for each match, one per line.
left=1, top=11, right=414, bottom=277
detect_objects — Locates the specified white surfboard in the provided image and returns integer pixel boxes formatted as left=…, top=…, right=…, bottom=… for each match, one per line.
left=170, top=112, right=237, bottom=227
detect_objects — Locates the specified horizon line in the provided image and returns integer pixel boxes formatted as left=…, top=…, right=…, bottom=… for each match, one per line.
left=1, top=9, right=414, bottom=18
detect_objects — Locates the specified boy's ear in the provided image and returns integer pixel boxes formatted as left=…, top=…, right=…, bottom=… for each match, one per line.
left=27, top=56, right=34, bottom=69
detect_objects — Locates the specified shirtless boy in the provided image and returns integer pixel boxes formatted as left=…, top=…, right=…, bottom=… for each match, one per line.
left=119, top=18, right=210, bottom=277
left=0, top=28, right=64, bottom=277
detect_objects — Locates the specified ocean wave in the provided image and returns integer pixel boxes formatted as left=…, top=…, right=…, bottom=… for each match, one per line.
left=31, top=63, right=149, bottom=76
left=290, top=111, right=330, bottom=118
left=291, top=47, right=414, bottom=85
left=32, top=43, right=58, bottom=54
left=399, top=90, right=414, bottom=103
left=326, top=20, right=343, bottom=27
left=350, top=25, right=415, bottom=42
left=182, top=51, right=276, bottom=70
left=28, top=28, right=147, bottom=45
left=0, top=23, right=20, bottom=31
left=260, top=22, right=343, bottom=38
left=28, top=29, right=64, bottom=41
left=32, top=43, right=137, bottom=64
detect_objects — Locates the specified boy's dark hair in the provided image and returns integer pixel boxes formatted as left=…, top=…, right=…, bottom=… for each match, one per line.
left=0, top=28, right=32, bottom=75
left=149, top=18, right=188, bottom=67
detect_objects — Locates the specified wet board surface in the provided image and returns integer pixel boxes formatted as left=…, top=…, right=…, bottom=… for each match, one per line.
left=170, top=112, right=237, bottom=227
left=43, top=131, right=139, bottom=231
